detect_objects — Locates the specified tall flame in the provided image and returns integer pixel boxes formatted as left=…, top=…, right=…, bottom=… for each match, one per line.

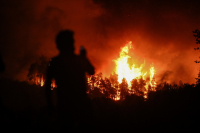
left=150, top=66, right=156, bottom=91
left=114, top=41, right=146, bottom=86
left=114, top=41, right=156, bottom=100
left=40, top=75, right=44, bottom=87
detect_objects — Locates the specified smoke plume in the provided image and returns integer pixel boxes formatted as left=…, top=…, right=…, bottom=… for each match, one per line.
left=0, top=0, right=200, bottom=84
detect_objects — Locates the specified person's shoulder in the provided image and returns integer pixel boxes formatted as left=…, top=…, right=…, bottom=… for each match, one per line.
left=51, top=56, right=62, bottom=61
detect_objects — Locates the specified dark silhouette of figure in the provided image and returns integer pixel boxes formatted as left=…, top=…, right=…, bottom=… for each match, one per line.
left=45, top=30, right=95, bottom=132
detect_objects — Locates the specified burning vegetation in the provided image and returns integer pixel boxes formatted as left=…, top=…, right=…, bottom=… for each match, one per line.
left=87, top=41, right=156, bottom=100
left=26, top=41, right=157, bottom=100
left=27, top=56, right=57, bottom=90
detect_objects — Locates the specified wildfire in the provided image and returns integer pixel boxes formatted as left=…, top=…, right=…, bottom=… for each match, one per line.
left=29, top=41, right=157, bottom=101
left=114, top=41, right=156, bottom=99
left=31, top=74, right=57, bottom=90
left=114, top=41, right=147, bottom=86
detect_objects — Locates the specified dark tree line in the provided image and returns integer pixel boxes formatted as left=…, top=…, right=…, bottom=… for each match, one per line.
left=0, top=77, right=199, bottom=132
left=26, top=54, right=199, bottom=101
left=26, top=56, right=186, bottom=101
left=86, top=72, right=194, bottom=101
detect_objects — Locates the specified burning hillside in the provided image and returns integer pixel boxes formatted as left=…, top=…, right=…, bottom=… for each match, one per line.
left=114, top=41, right=156, bottom=96
left=87, top=41, right=156, bottom=100
left=27, top=41, right=158, bottom=100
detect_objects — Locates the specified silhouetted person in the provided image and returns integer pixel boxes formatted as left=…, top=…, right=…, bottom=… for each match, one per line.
left=45, top=30, right=94, bottom=132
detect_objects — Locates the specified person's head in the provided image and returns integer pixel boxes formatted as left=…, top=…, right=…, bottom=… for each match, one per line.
left=56, top=30, right=75, bottom=53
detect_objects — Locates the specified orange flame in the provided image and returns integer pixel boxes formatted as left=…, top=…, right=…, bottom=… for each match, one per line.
left=114, top=41, right=156, bottom=100
left=114, top=41, right=146, bottom=86
left=31, top=74, right=57, bottom=90
left=40, top=75, right=44, bottom=87
left=150, top=66, right=156, bottom=91
left=51, top=78, right=57, bottom=90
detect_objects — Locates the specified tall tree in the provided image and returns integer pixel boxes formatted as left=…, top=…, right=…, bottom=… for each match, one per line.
left=131, top=77, right=146, bottom=96
left=119, top=78, right=129, bottom=100
left=193, top=29, right=200, bottom=84
left=131, top=78, right=139, bottom=94
left=103, top=77, right=117, bottom=99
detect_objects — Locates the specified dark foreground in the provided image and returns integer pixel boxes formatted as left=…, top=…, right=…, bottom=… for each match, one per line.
left=0, top=79, right=199, bottom=132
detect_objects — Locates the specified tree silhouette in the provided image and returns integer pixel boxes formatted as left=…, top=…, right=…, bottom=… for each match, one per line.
left=131, top=79, right=139, bottom=94
left=96, top=73, right=104, bottom=93
left=119, top=78, right=129, bottom=100
left=103, top=77, right=117, bottom=99
left=131, top=77, right=146, bottom=96
left=88, top=87, right=104, bottom=99
left=193, top=29, right=200, bottom=84
left=86, top=73, right=118, bottom=99
left=108, top=73, right=118, bottom=99
left=138, top=77, right=146, bottom=92
left=87, top=75, right=96, bottom=90
left=27, top=56, right=49, bottom=85
left=162, top=82, right=171, bottom=91
left=87, top=73, right=106, bottom=99
left=109, top=73, right=119, bottom=89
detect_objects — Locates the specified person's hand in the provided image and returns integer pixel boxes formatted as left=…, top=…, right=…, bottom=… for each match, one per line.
left=80, top=46, right=86, bottom=57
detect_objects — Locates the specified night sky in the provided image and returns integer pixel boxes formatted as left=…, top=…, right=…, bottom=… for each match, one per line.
left=0, top=0, right=200, bottom=84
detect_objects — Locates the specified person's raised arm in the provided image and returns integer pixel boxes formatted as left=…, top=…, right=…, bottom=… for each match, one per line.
left=80, top=46, right=95, bottom=75
left=85, top=58, right=94, bottom=75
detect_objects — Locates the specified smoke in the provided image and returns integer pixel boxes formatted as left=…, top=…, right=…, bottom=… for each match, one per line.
left=0, top=0, right=103, bottom=80
left=0, top=0, right=199, bottom=84
left=91, top=0, right=200, bottom=84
